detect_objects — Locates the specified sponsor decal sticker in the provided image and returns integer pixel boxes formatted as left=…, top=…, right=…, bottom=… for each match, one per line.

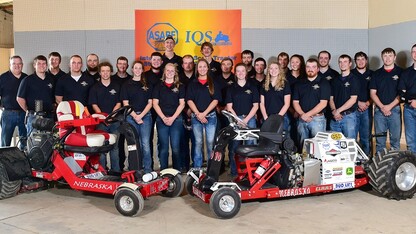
left=333, top=182, right=354, bottom=190
left=279, top=187, right=311, bottom=197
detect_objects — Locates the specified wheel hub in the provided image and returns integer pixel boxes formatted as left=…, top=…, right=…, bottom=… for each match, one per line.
left=120, top=195, right=134, bottom=211
left=395, top=162, right=416, bottom=191
left=219, top=195, right=235, bottom=212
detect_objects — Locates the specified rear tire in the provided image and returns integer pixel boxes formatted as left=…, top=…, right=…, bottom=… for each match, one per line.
left=209, top=187, right=241, bottom=219
left=368, top=150, right=416, bottom=200
left=161, top=174, right=184, bottom=197
left=0, top=162, right=22, bottom=200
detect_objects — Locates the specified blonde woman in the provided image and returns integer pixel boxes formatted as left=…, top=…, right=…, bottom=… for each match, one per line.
left=153, top=63, right=185, bottom=170
left=260, top=61, right=291, bottom=130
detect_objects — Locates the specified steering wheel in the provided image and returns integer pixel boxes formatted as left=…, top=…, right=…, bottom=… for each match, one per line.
left=221, top=110, right=248, bottom=129
left=105, top=106, right=134, bottom=124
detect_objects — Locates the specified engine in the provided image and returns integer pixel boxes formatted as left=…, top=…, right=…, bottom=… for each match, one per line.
left=26, top=118, right=55, bottom=171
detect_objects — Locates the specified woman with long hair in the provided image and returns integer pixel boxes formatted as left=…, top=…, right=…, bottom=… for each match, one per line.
left=186, top=58, right=220, bottom=168
left=120, top=61, right=153, bottom=173
left=260, top=61, right=291, bottom=130
left=226, top=63, right=259, bottom=176
left=153, top=63, right=185, bottom=170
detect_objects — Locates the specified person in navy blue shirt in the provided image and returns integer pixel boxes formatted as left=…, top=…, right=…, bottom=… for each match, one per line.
left=17, top=55, right=55, bottom=135
left=153, top=63, right=185, bottom=170
left=329, top=54, right=359, bottom=138
left=398, top=44, right=416, bottom=153
left=318, top=50, right=340, bottom=130
left=121, top=61, right=153, bottom=173
left=277, top=52, right=290, bottom=75
left=370, top=48, right=402, bottom=153
left=260, top=61, right=291, bottom=130
left=179, top=55, right=196, bottom=172
left=111, top=56, right=132, bottom=170
left=226, top=63, right=259, bottom=176
left=200, top=42, right=221, bottom=78
left=84, top=53, right=100, bottom=82
left=89, top=62, right=121, bottom=172
left=47, top=52, right=66, bottom=80
left=0, top=55, right=27, bottom=150
left=286, top=54, right=306, bottom=149
left=216, top=57, right=235, bottom=141
left=161, top=36, right=183, bottom=74
left=55, top=55, right=94, bottom=107
left=186, top=58, right=221, bottom=168
left=352, top=51, right=373, bottom=155
left=241, top=50, right=256, bottom=79
left=293, top=58, right=331, bottom=147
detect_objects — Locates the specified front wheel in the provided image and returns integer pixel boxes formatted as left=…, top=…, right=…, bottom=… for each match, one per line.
left=209, top=187, right=241, bottom=219
left=161, top=174, right=184, bottom=197
left=368, top=150, right=416, bottom=200
left=114, top=188, right=144, bottom=216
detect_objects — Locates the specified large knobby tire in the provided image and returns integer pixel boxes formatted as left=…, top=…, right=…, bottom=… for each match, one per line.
left=0, top=162, right=22, bottom=200
left=161, top=174, right=184, bottom=198
left=185, top=171, right=199, bottom=196
left=368, top=149, right=416, bottom=200
left=209, top=187, right=241, bottom=219
left=114, top=188, right=144, bottom=216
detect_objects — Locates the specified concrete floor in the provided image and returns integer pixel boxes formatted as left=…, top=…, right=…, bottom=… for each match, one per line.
left=1, top=176, right=416, bottom=234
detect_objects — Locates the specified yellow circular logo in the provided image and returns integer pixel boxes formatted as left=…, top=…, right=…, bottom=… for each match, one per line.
left=331, top=133, right=342, bottom=140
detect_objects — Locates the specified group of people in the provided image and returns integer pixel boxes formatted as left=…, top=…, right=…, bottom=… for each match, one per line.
left=1, top=37, right=416, bottom=177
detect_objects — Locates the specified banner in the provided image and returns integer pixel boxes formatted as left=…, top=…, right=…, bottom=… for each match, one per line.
left=135, top=10, right=242, bottom=69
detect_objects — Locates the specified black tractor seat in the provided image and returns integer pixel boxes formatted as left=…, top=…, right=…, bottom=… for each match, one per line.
left=236, top=114, right=284, bottom=157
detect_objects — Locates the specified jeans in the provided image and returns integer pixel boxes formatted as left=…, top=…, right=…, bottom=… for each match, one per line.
left=156, top=116, right=183, bottom=170
left=404, top=105, right=416, bottom=153
left=229, top=116, right=256, bottom=176
left=330, top=111, right=358, bottom=139
left=374, top=105, right=401, bottom=153
left=97, top=122, right=120, bottom=172
left=180, top=122, right=195, bottom=170
left=297, top=115, right=326, bottom=148
left=191, top=112, right=217, bottom=168
left=127, top=112, right=153, bottom=173
left=0, top=110, right=27, bottom=150
left=356, top=107, right=372, bottom=155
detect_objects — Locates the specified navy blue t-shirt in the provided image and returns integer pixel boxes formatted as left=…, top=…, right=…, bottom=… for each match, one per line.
left=89, top=81, right=121, bottom=114
left=319, top=67, right=340, bottom=83
left=286, top=73, right=304, bottom=93
left=120, top=79, right=152, bottom=112
left=351, top=68, right=373, bottom=102
left=248, top=77, right=265, bottom=93
left=215, top=73, right=235, bottom=106
left=111, top=73, right=132, bottom=88
left=0, top=71, right=28, bottom=110
left=209, top=60, right=221, bottom=78
left=331, top=73, right=359, bottom=111
left=55, top=73, right=95, bottom=106
left=179, top=72, right=196, bottom=88
left=144, top=70, right=163, bottom=89
left=153, top=82, right=185, bottom=116
left=226, top=82, right=259, bottom=116
left=369, top=65, right=402, bottom=105
left=293, top=76, right=331, bottom=113
left=260, top=82, right=291, bottom=115
left=47, top=69, right=66, bottom=81
left=84, top=70, right=100, bottom=83
left=398, top=65, right=416, bottom=102
left=186, top=78, right=221, bottom=113
left=17, top=73, right=55, bottom=112
left=162, top=53, right=183, bottom=74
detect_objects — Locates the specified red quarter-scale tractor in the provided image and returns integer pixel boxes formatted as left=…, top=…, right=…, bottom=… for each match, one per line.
left=0, top=101, right=183, bottom=216
left=186, top=111, right=416, bottom=219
